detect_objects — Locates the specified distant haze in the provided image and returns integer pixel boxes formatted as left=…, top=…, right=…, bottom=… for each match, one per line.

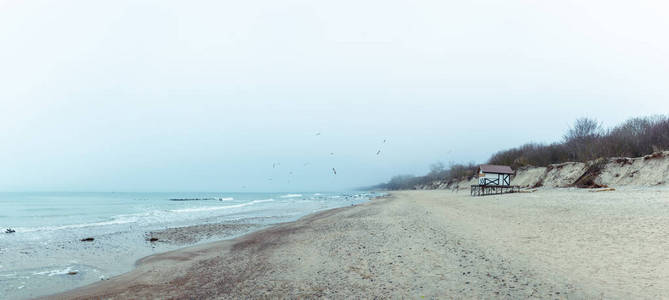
left=1, top=0, right=668, bottom=192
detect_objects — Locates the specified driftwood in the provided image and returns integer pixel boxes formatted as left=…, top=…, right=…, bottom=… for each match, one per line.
left=590, top=188, right=616, bottom=192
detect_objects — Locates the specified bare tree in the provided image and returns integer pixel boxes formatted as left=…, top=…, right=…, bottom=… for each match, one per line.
left=564, top=117, right=602, bottom=161
left=564, top=117, right=601, bottom=142
left=426, top=162, right=446, bottom=180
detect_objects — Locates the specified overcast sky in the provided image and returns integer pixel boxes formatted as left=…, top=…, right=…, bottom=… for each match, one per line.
left=1, top=0, right=668, bottom=192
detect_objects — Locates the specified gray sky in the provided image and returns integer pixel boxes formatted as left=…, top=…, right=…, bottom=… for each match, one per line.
left=1, top=0, right=668, bottom=192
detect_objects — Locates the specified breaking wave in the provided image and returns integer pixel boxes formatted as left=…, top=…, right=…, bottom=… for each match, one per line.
left=279, top=194, right=302, bottom=198
left=169, top=199, right=275, bottom=213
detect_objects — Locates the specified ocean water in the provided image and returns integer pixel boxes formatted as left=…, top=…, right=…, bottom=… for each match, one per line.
left=0, top=191, right=377, bottom=299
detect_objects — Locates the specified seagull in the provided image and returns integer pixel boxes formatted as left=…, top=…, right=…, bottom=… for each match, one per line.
left=383, top=139, right=386, bottom=143
left=330, top=152, right=334, bottom=155
left=332, top=168, right=337, bottom=175
left=316, top=132, right=321, bottom=136
left=376, top=150, right=381, bottom=155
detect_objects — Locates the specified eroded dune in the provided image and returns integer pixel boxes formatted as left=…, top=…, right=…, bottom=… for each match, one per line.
left=418, top=151, right=669, bottom=190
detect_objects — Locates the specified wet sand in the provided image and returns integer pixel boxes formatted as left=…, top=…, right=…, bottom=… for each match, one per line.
left=147, top=223, right=263, bottom=245
left=46, top=188, right=669, bottom=299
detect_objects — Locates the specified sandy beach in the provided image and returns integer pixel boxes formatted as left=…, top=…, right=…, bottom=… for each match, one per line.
left=46, top=188, right=669, bottom=299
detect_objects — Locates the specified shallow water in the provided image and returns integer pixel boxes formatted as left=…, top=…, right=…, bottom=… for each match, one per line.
left=0, top=191, right=376, bottom=299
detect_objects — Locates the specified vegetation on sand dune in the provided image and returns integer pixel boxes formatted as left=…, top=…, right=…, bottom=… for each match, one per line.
left=374, top=115, right=669, bottom=190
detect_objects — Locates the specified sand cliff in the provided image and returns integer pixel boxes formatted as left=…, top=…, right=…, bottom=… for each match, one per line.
left=415, top=151, right=669, bottom=190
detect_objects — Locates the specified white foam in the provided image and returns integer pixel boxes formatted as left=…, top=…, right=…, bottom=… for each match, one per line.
left=280, top=194, right=303, bottom=198
left=16, top=198, right=278, bottom=233
left=12, top=193, right=375, bottom=237
left=32, top=266, right=77, bottom=277
left=17, top=214, right=143, bottom=232
left=170, top=199, right=275, bottom=213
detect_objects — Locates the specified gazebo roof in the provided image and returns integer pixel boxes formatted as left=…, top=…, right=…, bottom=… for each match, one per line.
left=479, top=164, right=514, bottom=174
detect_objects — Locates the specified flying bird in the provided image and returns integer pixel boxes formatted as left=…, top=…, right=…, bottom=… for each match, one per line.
left=376, top=150, right=381, bottom=155
left=332, top=168, right=337, bottom=175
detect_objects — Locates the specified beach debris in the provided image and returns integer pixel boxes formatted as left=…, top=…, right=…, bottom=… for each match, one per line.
left=591, top=188, right=616, bottom=192
left=80, top=237, right=95, bottom=242
left=5, top=228, right=15, bottom=233
left=67, top=271, right=78, bottom=275
left=148, top=237, right=159, bottom=242
left=643, top=151, right=665, bottom=160
left=332, top=168, right=337, bottom=175
left=573, top=158, right=608, bottom=188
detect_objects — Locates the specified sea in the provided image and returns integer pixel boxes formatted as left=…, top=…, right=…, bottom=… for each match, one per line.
left=0, top=191, right=378, bottom=299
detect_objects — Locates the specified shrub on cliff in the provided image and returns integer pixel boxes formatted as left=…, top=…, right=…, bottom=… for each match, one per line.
left=489, top=115, right=669, bottom=167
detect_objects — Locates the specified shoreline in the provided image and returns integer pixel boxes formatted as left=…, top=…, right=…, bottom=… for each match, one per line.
left=2, top=215, right=286, bottom=300
left=42, top=203, right=366, bottom=299
left=2, top=192, right=374, bottom=299
left=45, top=188, right=669, bottom=298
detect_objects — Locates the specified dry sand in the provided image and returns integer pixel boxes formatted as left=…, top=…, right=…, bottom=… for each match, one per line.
left=45, top=188, right=669, bottom=299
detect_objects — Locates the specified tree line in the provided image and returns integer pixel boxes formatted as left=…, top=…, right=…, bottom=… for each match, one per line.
left=374, top=115, right=669, bottom=190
